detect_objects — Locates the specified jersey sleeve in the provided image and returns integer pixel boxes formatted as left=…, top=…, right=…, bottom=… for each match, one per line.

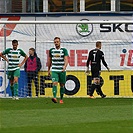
left=19, top=49, right=26, bottom=57
left=49, top=48, right=52, bottom=57
left=101, top=51, right=108, bottom=68
left=2, top=48, right=11, bottom=55
left=86, top=51, right=92, bottom=67
left=63, top=48, right=69, bottom=56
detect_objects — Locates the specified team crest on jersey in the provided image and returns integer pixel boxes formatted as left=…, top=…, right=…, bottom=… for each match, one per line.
left=54, top=54, right=60, bottom=58
left=12, top=55, right=18, bottom=58
left=76, top=19, right=93, bottom=37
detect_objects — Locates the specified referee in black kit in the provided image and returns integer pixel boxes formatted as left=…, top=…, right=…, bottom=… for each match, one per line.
left=86, top=41, right=110, bottom=98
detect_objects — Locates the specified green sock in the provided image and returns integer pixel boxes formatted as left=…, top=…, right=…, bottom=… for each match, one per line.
left=52, top=85, right=57, bottom=98
left=60, top=87, right=65, bottom=100
left=14, top=83, right=18, bottom=96
left=10, top=85, right=14, bottom=97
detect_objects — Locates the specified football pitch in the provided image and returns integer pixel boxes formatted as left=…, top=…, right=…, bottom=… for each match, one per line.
left=0, top=98, right=133, bottom=133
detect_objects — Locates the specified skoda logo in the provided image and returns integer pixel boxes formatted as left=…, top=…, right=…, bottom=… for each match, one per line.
left=76, top=19, right=93, bottom=37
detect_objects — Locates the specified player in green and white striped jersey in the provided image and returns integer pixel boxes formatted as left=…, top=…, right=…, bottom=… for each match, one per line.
left=48, top=37, right=69, bottom=104
left=0, top=40, right=28, bottom=100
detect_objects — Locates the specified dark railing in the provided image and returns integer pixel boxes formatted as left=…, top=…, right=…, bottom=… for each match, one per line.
left=0, top=0, right=132, bottom=13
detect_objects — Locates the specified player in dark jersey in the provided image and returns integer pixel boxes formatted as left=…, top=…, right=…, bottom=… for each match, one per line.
left=86, top=41, right=110, bottom=98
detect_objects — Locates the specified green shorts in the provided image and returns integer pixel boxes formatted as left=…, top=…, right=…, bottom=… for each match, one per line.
left=7, top=69, right=20, bottom=80
left=51, top=71, right=66, bottom=84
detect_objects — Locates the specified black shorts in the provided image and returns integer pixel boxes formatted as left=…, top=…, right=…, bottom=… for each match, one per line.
left=91, top=66, right=100, bottom=79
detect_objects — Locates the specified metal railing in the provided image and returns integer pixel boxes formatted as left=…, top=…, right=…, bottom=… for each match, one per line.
left=0, top=0, right=132, bottom=13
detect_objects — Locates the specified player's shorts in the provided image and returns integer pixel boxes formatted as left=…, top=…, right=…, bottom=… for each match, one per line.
left=51, top=71, right=66, bottom=84
left=7, top=69, right=20, bottom=80
left=91, top=67, right=100, bottom=79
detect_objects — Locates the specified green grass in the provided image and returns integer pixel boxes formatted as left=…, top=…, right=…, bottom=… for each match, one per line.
left=0, top=98, right=133, bottom=133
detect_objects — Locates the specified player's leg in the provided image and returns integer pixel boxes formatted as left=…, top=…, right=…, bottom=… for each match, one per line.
left=88, top=69, right=97, bottom=98
left=27, top=73, right=32, bottom=97
left=96, top=77, right=103, bottom=95
left=95, top=74, right=106, bottom=98
left=34, top=73, right=39, bottom=97
left=7, top=71, right=14, bottom=99
left=10, top=81, right=14, bottom=97
left=95, top=84, right=106, bottom=98
left=13, top=69, right=20, bottom=99
left=96, top=85, right=106, bottom=98
left=95, top=76, right=104, bottom=95
left=90, top=76, right=105, bottom=98
left=59, top=71, right=66, bottom=103
left=89, top=78, right=97, bottom=98
left=10, top=79, right=14, bottom=99
left=51, top=71, right=58, bottom=103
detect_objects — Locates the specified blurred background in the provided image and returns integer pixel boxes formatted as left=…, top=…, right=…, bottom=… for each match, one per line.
left=0, top=0, right=132, bottom=13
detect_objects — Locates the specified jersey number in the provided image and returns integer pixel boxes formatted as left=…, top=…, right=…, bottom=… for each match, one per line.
left=93, top=53, right=96, bottom=61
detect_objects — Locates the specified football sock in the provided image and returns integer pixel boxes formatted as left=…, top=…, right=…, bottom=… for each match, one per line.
left=60, top=87, right=65, bottom=100
left=10, top=85, right=14, bottom=96
left=14, top=83, right=18, bottom=96
left=96, top=85, right=104, bottom=96
left=89, top=84, right=96, bottom=96
left=52, top=85, right=57, bottom=98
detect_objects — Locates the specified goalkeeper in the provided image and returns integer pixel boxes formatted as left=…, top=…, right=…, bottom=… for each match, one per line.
left=48, top=37, right=69, bottom=104
left=86, top=41, right=110, bottom=98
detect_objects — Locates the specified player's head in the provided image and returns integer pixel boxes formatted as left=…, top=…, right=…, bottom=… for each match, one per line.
left=96, top=41, right=102, bottom=49
left=12, top=39, right=18, bottom=50
left=54, top=37, right=60, bottom=49
left=29, top=48, right=35, bottom=56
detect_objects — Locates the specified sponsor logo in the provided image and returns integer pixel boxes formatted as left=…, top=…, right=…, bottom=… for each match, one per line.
left=100, top=23, right=133, bottom=32
left=76, top=19, right=93, bottom=37
left=0, top=16, right=20, bottom=36
left=120, top=49, right=133, bottom=66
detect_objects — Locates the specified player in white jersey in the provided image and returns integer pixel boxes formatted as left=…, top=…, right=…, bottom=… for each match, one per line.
left=0, top=40, right=28, bottom=100
left=48, top=37, right=69, bottom=104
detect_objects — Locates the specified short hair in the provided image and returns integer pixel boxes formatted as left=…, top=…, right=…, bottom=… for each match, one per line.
left=96, top=41, right=101, bottom=47
left=29, top=48, right=35, bottom=52
left=12, top=39, right=18, bottom=44
left=54, top=37, right=60, bottom=40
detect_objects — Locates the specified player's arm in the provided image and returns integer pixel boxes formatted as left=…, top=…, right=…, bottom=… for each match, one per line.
left=19, top=55, right=28, bottom=67
left=24, top=60, right=27, bottom=72
left=0, top=52, right=9, bottom=63
left=48, top=56, right=52, bottom=76
left=62, top=56, right=68, bottom=72
left=0, top=48, right=11, bottom=63
left=101, top=54, right=110, bottom=71
left=86, top=51, right=91, bottom=74
left=48, top=49, right=52, bottom=76
left=18, top=49, right=28, bottom=67
left=62, top=48, right=69, bottom=72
